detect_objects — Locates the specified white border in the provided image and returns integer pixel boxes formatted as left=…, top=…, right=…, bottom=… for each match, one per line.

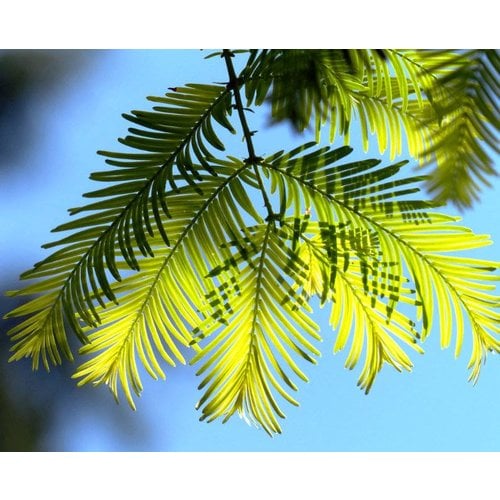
left=1, top=452, right=499, bottom=498
left=1, top=1, right=497, bottom=48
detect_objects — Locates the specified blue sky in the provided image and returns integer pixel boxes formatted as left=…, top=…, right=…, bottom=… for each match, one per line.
left=1, top=50, right=499, bottom=452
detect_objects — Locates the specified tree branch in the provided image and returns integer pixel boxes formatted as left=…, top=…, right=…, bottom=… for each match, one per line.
left=222, top=49, right=275, bottom=220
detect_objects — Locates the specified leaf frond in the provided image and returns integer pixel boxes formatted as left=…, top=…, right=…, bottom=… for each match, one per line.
left=243, top=49, right=499, bottom=207
left=263, top=143, right=500, bottom=385
left=5, top=83, right=235, bottom=369
left=406, top=49, right=499, bottom=208
left=191, top=221, right=321, bottom=435
left=71, top=157, right=266, bottom=406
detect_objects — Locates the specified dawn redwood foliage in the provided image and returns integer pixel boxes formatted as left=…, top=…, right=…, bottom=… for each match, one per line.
left=5, top=49, right=500, bottom=435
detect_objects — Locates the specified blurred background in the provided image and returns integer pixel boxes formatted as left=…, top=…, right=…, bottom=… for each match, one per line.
left=0, top=50, right=499, bottom=451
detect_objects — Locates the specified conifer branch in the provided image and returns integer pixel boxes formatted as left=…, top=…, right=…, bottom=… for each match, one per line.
left=222, top=49, right=275, bottom=221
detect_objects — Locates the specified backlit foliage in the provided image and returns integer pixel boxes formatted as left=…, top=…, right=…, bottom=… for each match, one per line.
left=4, top=50, right=499, bottom=435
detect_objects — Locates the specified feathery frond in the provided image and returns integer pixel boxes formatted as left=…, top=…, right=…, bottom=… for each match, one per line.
left=191, top=221, right=321, bottom=435
left=73, top=158, right=263, bottom=407
left=406, top=49, right=499, bottom=207
left=262, top=143, right=500, bottom=386
left=5, top=83, right=235, bottom=369
left=242, top=49, right=499, bottom=207
left=283, top=221, right=422, bottom=392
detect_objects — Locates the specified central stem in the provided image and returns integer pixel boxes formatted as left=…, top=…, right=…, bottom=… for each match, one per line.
left=222, top=49, right=275, bottom=220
